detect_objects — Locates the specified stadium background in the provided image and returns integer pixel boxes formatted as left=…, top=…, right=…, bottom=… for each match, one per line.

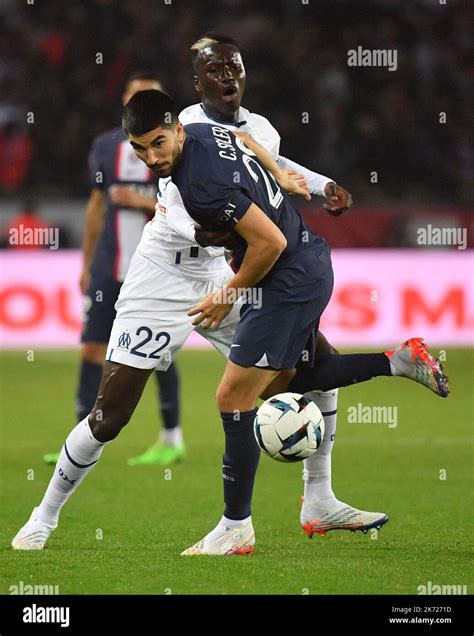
left=1, top=0, right=472, bottom=348
left=0, top=0, right=473, bottom=598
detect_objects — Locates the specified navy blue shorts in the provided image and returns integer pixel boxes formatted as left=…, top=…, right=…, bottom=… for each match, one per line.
left=81, top=278, right=122, bottom=344
left=229, top=268, right=334, bottom=371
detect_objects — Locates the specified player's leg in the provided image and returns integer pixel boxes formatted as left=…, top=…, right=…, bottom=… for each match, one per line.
left=287, top=339, right=448, bottom=397
left=181, top=361, right=280, bottom=556
left=77, top=279, right=122, bottom=420
left=264, top=340, right=448, bottom=397
left=207, top=302, right=392, bottom=538
left=12, top=253, right=194, bottom=550
left=43, top=278, right=119, bottom=466
left=125, top=261, right=236, bottom=467
left=299, top=332, right=388, bottom=535
left=181, top=285, right=332, bottom=556
left=12, top=362, right=153, bottom=550
left=127, top=363, right=184, bottom=466
left=76, top=342, right=107, bottom=419
left=42, top=341, right=106, bottom=466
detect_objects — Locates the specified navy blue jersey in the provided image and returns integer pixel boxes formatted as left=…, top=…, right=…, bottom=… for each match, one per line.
left=173, top=124, right=331, bottom=300
left=88, top=127, right=158, bottom=283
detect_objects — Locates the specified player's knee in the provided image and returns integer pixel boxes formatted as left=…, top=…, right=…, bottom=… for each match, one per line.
left=82, top=342, right=107, bottom=366
left=216, top=381, right=258, bottom=413
left=88, top=405, right=132, bottom=442
left=216, top=381, right=243, bottom=413
left=216, top=383, right=230, bottom=412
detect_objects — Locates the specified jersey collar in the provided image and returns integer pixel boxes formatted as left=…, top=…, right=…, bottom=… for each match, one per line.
left=200, top=104, right=247, bottom=128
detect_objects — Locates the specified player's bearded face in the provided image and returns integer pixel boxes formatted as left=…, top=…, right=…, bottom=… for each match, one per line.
left=128, top=123, right=184, bottom=177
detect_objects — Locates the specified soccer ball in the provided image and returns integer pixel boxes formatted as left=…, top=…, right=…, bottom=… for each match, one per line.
left=254, top=392, right=324, bottom=463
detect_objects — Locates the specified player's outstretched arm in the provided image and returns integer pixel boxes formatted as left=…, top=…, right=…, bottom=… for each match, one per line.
left=277, top=154, right=353, bottom=215
left=232, top=131, right=310, bottom=200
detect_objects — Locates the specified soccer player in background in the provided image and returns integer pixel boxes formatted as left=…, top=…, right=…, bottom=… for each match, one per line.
left=42, top=72, right=184, bottom=468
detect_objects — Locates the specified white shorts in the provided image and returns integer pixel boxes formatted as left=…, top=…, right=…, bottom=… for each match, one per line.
left=106, top=252, right=241, bottom=370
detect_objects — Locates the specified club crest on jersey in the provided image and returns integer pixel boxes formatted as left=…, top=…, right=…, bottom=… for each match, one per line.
left=117, top=331, right=131, bottom=350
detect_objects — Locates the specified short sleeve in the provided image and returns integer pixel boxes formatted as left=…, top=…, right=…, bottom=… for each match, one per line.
left=88, top=137, right=105, bottom=190
left=184, top=181, right=253, bottom=229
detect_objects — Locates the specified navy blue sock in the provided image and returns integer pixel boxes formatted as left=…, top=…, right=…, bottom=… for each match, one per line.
left=76, top=360, right=103, bottom=421
left=289, top=353, right=392, bottom=393
left=154, top=362, right=180, bottom=430
left=221, top=408, right=260, bottom=520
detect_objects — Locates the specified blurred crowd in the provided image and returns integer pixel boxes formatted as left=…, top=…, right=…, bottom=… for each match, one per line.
left=0, top=0, right=472, bottom=204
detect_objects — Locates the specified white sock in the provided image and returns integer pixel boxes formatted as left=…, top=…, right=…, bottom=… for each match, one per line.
left=161, top=426, right=183, bottom=447
left=204, top=515, right=252, bottom=542
left=220, top=515, right=251, bottom=528
left=36, top=417, right=105, bottom=525
left=302, top=389, right=341, bottom=512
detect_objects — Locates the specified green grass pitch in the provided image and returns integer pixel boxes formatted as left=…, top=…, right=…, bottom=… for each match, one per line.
left=1, top=348, right=472, bottom=595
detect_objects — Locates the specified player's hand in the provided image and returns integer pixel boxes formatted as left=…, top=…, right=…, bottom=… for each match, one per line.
left=109, top=185, right=140, bottom=209
left=79, top=268, right=91, bottom=295
left=232, top=130, right=310, bottom=199
left=276, top=169, right=311, bottom=200
left=195, top=227, right=238, bottom=249
left=323, top=182, right=353, bottom=216
left=284, top=170, right=309, bottom=193
left=187, top=290, right=233, bottom=329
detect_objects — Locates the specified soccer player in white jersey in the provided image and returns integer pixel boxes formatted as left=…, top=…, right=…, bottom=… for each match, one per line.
left=42, top=72, right=184, bottom=469
left=11, top=38, right=448, bottom=554
left=131, top=34, right=364, bottom=537
left=137, top=33, right=386, bottom=538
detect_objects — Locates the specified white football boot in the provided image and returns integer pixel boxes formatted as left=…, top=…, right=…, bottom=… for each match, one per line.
left=301, top=498, right=389, bottom=538
left=11, top=507, right=57, bottom=550
left=385, top=337, right=449, bottom=397
left=181, top=519, right=255, bottom=556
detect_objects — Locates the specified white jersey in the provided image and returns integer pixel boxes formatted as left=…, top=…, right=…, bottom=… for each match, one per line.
left=179, top=103, right=281, bottom=159
left=136, top=103, right=281, bottom=281
left=136, top=183, right=228, bottom=281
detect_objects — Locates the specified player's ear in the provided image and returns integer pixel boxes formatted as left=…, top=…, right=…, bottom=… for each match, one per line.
left=176, top=121, right=185, bottom=141
left=193, top=75, right=202, bottom=94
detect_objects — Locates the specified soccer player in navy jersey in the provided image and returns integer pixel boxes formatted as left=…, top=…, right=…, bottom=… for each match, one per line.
left=120, top=90, right=448, bottom=554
